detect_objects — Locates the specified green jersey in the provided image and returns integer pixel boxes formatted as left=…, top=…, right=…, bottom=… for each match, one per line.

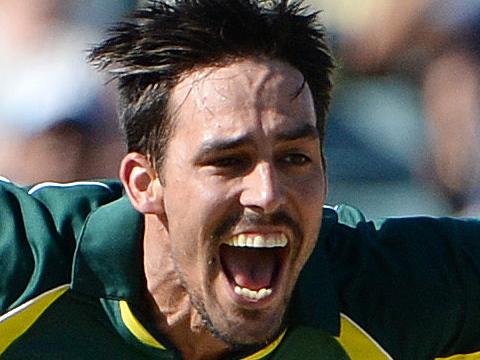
left=0, top=179, right=479, bottom=359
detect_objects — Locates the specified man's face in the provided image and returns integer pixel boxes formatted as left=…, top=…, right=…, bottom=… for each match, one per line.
left=160, top=58, right=325, bottom=346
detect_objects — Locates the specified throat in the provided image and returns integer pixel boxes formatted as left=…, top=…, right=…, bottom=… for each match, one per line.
left=143, top=214, right=231, bottom=359
left=163, top=312, right=231, bottom=360
left=144, top=260, right=231, bottom=360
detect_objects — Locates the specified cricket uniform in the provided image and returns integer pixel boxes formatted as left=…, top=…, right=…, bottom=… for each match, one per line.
left=0, top=179, right=346, bottom=359
left=0, top=178, right=479, bottom=359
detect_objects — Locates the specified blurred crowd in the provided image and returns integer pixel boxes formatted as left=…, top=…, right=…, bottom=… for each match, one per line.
left=312, top=0, right=480, bottom=217
left=2, top=0, right=480, bottom=217
left=0, top=0, right=136, bottom=184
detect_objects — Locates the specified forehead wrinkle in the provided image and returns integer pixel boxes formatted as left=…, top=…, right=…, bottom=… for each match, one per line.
left=170, top=60, right=315, bottom=150
left=248, top=62, right=308, bottom=116
left=177, top=68, right=251, bottom=121
left=205, top=72, right=245, bottom=103
left=171, top=67, right=221, bottom=118
left=173, top=60, right=307, bottom=120
left=249, top=65, right=278, bottom=117
left=291, top=78, right=307, bottom=101
left=197, top=122, right=318, bottom=159
left=191, top=68, right=219, bottom=116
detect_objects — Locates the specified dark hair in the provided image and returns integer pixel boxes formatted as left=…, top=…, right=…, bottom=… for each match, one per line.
left=89, top=0, right=335, bottom=171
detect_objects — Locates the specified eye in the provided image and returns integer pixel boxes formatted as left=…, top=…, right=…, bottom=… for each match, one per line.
left=207, top=155, right=253, bottom=175
left=280, top=153, right=311, bottom=166
left=211, top=157, right=245, bottom=168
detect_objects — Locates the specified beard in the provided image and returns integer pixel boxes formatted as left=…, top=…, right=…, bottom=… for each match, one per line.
left=178, top=272, right=287, bottom=351
left=169, top=209, right=302, bottom=350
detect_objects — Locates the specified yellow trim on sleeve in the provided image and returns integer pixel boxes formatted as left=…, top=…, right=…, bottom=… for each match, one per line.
left=337, top=313, right=480, bottom=360
left=0, top=284, right=70, bottom=354
left=119, top=300, right=166, bottom=350
left=241, top=329, right=287, bottom=360
left=436, top=351, right=480, bottom=360
left=336, top=313, right=393, bottom=360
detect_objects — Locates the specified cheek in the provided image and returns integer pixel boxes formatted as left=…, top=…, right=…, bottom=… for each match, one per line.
left=165, top=177, right=236, bottom=258
left=165, top=174, right=225, bottom=223
left=292, top=172, right=325, bottom=212
left=184, top=175, right=241, bottom=221
left=290, top=173, right=325, bottom=259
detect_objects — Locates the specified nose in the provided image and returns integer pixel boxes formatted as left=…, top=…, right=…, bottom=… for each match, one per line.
left=239, top=161, right=285, bottom=214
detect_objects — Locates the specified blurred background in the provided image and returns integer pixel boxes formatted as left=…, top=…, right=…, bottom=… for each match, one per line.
left=312, top=0, right=480, bottom=217
left=0, top=0, right=136, bottom=184
left=1, top=0, right=479, bottom=218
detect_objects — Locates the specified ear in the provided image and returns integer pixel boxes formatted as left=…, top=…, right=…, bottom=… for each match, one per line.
left=119, top=152, right=164, bottom=215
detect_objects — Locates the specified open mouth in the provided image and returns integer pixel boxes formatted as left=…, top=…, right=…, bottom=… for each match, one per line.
left=219, top=233, right=289, bottom=303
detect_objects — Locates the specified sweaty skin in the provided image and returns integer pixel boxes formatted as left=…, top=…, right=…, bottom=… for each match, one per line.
left=130, top=58, right=326, bottom=360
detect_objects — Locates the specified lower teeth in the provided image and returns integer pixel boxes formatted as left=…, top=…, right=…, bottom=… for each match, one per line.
left=234, top=285, right=272, bottom=300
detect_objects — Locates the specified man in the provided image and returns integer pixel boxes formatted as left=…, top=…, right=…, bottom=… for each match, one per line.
left=1, top=1, right=480, bottom=359
left=0, top=1, right=344, bottom=359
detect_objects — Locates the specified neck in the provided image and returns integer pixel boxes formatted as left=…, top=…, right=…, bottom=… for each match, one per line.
left=142, top=214, right=230, bottom=360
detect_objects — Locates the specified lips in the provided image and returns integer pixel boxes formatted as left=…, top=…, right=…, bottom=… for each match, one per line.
left=219, top=233, right=289, bottom=302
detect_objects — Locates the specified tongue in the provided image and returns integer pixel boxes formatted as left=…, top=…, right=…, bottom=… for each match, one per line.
left=221, top=246, right=277, bottom=290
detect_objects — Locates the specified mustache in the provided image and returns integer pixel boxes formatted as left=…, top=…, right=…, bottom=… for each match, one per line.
left=211, top=210, right=303, bottom=242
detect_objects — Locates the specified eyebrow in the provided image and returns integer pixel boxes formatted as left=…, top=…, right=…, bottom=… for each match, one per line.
left=274, top=123, right=319, bottom=142
left=194, top=136, right=252, bottom=161
left=194, top=123, right=319, bottom=160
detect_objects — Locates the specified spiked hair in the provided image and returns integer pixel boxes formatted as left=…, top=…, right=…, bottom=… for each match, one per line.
left=89, top=0, right=335, bottom=170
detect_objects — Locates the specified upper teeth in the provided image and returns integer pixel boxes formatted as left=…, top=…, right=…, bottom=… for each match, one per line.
left=223, top=233, right=288, bottom=248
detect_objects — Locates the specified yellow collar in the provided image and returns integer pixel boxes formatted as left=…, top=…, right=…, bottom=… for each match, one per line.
left=119, top=300, right=286, bottom=359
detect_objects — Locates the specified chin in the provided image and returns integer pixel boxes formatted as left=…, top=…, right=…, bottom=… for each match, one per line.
left=201, top=290, right=290, bottom=347
left=209, top=310, right=285, bottom=347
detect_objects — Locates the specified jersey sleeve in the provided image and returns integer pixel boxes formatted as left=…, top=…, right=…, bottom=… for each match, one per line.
left=0, top=178, right=123, bottom=314
left=326, top=205, right=480, bottom=359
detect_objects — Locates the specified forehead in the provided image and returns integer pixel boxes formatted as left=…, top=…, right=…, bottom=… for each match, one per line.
left=169, top=58, right=316, bottom=143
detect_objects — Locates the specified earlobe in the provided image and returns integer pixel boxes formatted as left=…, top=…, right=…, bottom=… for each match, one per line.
left=119, top=152, right=164, bottom=214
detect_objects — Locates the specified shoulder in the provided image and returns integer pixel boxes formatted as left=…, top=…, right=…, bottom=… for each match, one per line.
left=0, top=178, right=124, bottom=314
left=322, top=203, right=480, bottom=248
left=323, top=203, right=480, bottom=358
left=0, top=177, right=123, bottom=208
